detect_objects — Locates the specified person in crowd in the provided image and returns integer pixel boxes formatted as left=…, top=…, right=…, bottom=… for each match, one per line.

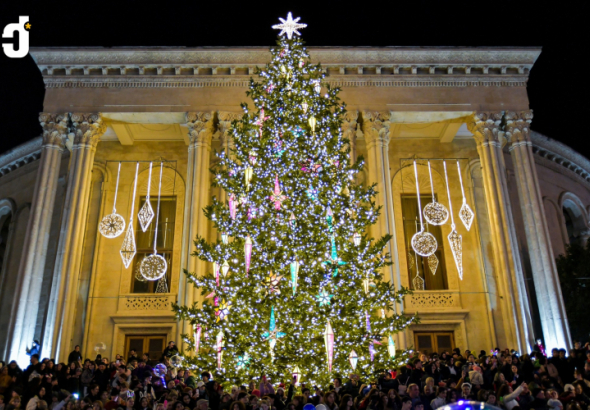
left=430, top=387, right=446, bottom=410
left=67, top=347, right=82, bottom=366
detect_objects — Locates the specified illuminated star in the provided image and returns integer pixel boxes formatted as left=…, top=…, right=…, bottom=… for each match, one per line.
left=25, top=23, right=31, bottom=30
left=272, top=12, right=307, bottom=40
left=215, top=299, right=231, bottom=322
left=264, top=271, right=283, bottom=295
left=316, top=289, right=333, bottom=306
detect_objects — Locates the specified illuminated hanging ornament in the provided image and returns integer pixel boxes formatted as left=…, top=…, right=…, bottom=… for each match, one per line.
left=308, top=116, right=317, bottom=133
left=427, top=253, right=439, bottom=275
left=353, top=232, right=361, bottom=246
left=265, top=271, right=283, bottom=295
left=272, top=12, right=307, bottom=39
left=292, top=365, right=301, bottom=385
left=407, top=251, right=415, bottom=270
left=270, top=175, right=287, bottom=210
left=120, top=162, right=139, bottom=268
left=256, top=109, right=269, bottom=137
left=221, top=260, right=230, bottom=278
left=216, top=331, right=224, bottom=369
left=236, top=352, right=250, bottom=370
left=194, top=324, right=201, bottom=354
left=301, top=101, right=308, bottom=113
left=366, top=311, right=371, bottom=332
left=326, top=206, right=334, bottom=233
left=289, top=212, right=297, bottom=229
left=314, top=80, right=321, bottom=94
left=457, top=160, right=475, bottom=230
left=381, top=308, right=386, bottom=318
left=323, top=236, right=346, bottom=277
left=134, top=258, right=146, bottom=282
left=363, top=275, right=371, bottom=295
left=412, top=250, right=425, bottom=289
left=444, top=161, right=463, bottom=279
left=244, top=235, right=253, bottom=275
left=388, top=336, right=396, bottom=359
left=369, top=341, right=376, bottom=362
left=411, top=161, right=438, bottom=256
left=140, top=163, right=167, bottom=281
left=262, top=307, right=286, bottom=357
left=290, top=261, right=299, bottom=295
left=349, top=349, right=358, bottom=370
left=249, top=151, right=257, bottom=165
left=215, top=299, right=231, bottom=322
left=138, top=162, right=155, bottom=232
left=221, top=233, right=229, bottom=244
left=342, top=185, right=350, bottom=196
left=245, top=167, right=253, bottom=191
left=155, top=276, right=168, bottom=293
left=307, top=186, right=318, bottom=201
left=316, top=289, right=333, bottom=306
left=213, top=262, right=220, bottom=286
left=229, top=193, right=237, bottom=220
left=99, top=162, right=125, bottom=238
left=423, top=161, right=449, bottom=225
left=324, top=321, right=334, bottom=372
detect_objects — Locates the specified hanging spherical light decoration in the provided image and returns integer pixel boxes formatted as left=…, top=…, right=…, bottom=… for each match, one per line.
left=140, top=254, right=167, bottom=281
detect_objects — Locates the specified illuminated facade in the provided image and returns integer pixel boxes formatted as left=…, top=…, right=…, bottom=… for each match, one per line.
left=0, top=46, right=579, bottom=365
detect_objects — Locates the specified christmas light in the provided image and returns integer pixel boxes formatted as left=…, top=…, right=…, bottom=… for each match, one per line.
left=229, top=194, right=236, bottom=220
left=349, top=349, right=358, bottom=370
left=353, top=232, right=361, bottom=246
left=194, top=324, right=201, bottom=354
left=309, top=116, right=317, bottom=133
left=99, top=162, right=125, bottom=238
left=221, top=260, right=230, bottom=277
left=245, top=167, right=253, bottom=191
left=138, top=162, right=155, bottom=232
left=213, top=262, right=220, bottom=286
left=270, top=175, right=287, bottom=210
left=388, top=336, right=396, bottom=358
left=457, top=160, right=475, bottom=231
left=427, top=253, right=438, bottom=275
left=272, top=12, right=307, bottom=40
left=244, top=235, right=253, bottom=274
left=120, top=163, right=139, bottom=268
left=423, top=161, right=449, bottom=226
left=216, top=331, right=224, bottom=369
left=221, top=233, right=229, bottom=244
left=293, top=365, right=301, bottom=385
left=290, top=261, right=299, bottom=295
left=324, top=321, right=334, bottom=372
left=215, top=299, right=231, bottom=322
left=444, top=161, right=463, bottom=279
left=411, top=161, right=438, bottom=256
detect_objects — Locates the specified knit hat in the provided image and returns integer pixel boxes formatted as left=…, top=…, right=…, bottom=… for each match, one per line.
left=472, top=365, right=482, bottom=373
left=252, top=389, right=261, bottom=398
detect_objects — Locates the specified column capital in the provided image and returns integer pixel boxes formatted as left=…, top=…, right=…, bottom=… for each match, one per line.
left=216, top=111, right=242, bottom=143
left=341, top=110, right=360, bottom=140
left=186, top=112, right=215, bottom=147
left=69, top=113, right=106, bottom=148
left=361, top=111, right=391, bottom=147
left=505, top=110, right=533, bottom=145
left=466, top=112, right=504, bottom=147
left=39, top=113, right=68, bottom=150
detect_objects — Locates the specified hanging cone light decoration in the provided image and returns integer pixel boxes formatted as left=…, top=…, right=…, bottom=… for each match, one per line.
left=99, top=162, right=125, bottom=238
left=216, top=331, right=224, bottom=369
left=213, top=262, right=220, bottom=286
left=349, top=349, right=358, bottom=370
left=194, top=324, right=201, bottom=354
left=411, top=161, right=438, bottom=256
left=138, top=162, right=155, bottom=232
left=457, top=160, right=475, bottom=231
left=289, top=212, right=296, bottom=229
left=270, top=175, right=287, bottom=210
left=292, top=365, right=301, bottom=385
left=444, top=161, right=463, bottom=279
left=290, top=260, right=299, bottom=295
left=427, top=253, right=439, bottom=275
left=221, top=233, right=229, bottom=244
left=245, top=166, right=253, bottom=191
left=369, top=341, right=375, bottom=362
left=353, top=232, right=361, bottom=246
left=324, top=321, right=334, bottom=372
left=423, top=161, right=449, bottom=226
left=120, top=162, right=140, bottom=268
left=308, top=116, right=317, bottom=133
left=244, top=235, right=253, bottom=274
left=140, top=162, right=167, bottom=281
left=412, top=250, right=425, bottom=290
left=388, top=336, right=396, bottom=358
left=407, top=251, right=415, bottom=270
left=221, top=260, right=230, bottom=277
left=155, top=276, right=168, bottom=293
left=229, top=194, right=237, bottom=220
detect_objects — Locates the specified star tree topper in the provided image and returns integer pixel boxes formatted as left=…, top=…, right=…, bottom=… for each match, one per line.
left=272, top=12, right=307, bottom=39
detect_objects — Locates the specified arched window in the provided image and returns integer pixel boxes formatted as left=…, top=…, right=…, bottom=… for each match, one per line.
left=562, top=198, right=588, bottom=246
left=0, top=208, right=12, bottom=274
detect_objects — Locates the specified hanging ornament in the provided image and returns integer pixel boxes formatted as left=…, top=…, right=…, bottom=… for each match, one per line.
left=444, top=161, right=464, bottom=279
left=245, top=167, right=253, bottom=191
left=316, top=289, right=333, bottom=306
left=427, top=253, right=439, bottom=275
left=138, top=162, right=155, bottom=232
left=213, top=262, right=220, bottom=286
left=407, top=251, right=415, bottom=270
left=292, top=365, right=301, bottom=385
left=270, top=175, right=287, bottom=210
left=221, top=233, right=229, bottom=244
left=244, top=235, right=253, bottom=275
left=369, top=341, right=376, bottom=362
left=349, top=350, right=358, bottom=370
left=216, top=331, right=224, bottom=369
left=388, top=336, right=396, bottom=359
left=353, top=232, right=361, bottom=246
left=120, top=162, right=140, bottom=268
left=381, top=308, right=386, bottom=318
left=366, top=311, right=371, bottom=332
left=249, top=151, right=257, bottom=165
left=299, top=59, right=305, bottom=68
left=423, top=161, right=449, bottom=225
left=412, top=251, right=425, bottom=290
left=221, top=260, right=230, bottom=278
left=229, top=193, right=237, bottom=220
left=236, top=352, right=250, bottom=370
left=289, top=212, right=297, bottom=229
left=99, top=162, right=125, bottom=238
left=323, top=235, right=346, bottom=277
left=140, top=163, right=167, bottom=281
left=363, top=275, right=371, bottom=295
left=301, top=100, right=308, bottom=113
left=290, top=261, right=299, bottom=295
left=134, top=258, right=146, bottom=282
left=215, top=299, right=231, bottom=322
left=308, top=116, right=317, bottom=133
left=326, top=206, right=334, bottom=233
left=324, top=321, right=334, bottom=372
left=265, top=271, right=283, bottom=295
left=457, top=161, right=475, bottom=230
left=307, top=186, right=318, bottom=201
left=194, top=324, right=201, bottom=354
left=411, top=161, right=438, bottom=256
left=262, top=307, right=286, bottom=358
left=314, top=80, right=321, bottom=94
left=155, top=276, right=168, bottom=293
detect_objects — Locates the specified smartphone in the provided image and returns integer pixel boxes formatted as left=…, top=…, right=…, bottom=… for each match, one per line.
left=116, top=360, right=120, bottom=364
left=73, top=394, right=79, bottom=399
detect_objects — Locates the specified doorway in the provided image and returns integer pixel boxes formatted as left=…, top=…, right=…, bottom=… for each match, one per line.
left=124, top=334, right=166, bottom=363
left=414, top=332, right=455, bottom=355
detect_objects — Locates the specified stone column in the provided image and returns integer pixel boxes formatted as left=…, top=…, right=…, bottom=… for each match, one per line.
left=43, top=113, right=106, bottom=361
left=362, top=111, right=406, bottom=349
left=7, top=114, right=68, bottom=365
left=505, top=110, right=571, bottom=351
left=467, top=112, right=535, bottom=353
left=341, top=111, right=360, bottom=165
left=179, top=113, right=215, bottom=344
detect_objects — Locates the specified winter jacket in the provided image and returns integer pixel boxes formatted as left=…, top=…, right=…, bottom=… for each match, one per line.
left=501, top=385, right=524, bottom=410
left=430, top=397, right=445, bottom=410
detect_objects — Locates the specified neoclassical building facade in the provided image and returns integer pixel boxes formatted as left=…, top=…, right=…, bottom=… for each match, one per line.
left=0, top=46, right=582, bottom=366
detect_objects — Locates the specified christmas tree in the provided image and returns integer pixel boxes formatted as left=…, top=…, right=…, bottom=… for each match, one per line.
left=173, top=13, right=417, bottom=387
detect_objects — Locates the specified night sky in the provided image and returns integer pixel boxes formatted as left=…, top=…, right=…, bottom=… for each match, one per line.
left=0, top=1, right=587, bottom=157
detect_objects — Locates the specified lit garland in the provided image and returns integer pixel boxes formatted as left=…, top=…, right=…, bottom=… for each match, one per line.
left=172, top=23, right=417, bottom=387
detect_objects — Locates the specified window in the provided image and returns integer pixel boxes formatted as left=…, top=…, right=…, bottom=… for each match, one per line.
left=132, top=197, right=176, bottom=293
left=414, top=332, right=455, bottom=355
left=125, top=334, right=166, bottom=362
left=401, top=195, right=448, bottom=290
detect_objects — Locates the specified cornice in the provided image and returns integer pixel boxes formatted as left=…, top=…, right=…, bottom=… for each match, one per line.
left=30, top=47, right=538, bottom=89
left=0, top=137, right=43, bottom=177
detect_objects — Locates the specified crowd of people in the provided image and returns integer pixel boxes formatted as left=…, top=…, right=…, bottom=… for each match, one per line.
left=1, top=340, right=590, bottom=410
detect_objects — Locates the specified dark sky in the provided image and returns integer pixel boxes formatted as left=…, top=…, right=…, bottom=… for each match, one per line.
left=0, top=1, right=587, bottom=157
